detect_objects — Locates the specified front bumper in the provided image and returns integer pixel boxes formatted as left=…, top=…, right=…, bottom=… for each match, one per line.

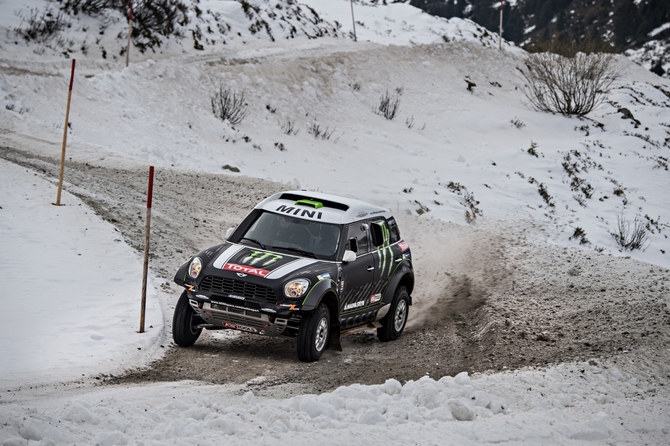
left=185, top=289, right=302, bottom=336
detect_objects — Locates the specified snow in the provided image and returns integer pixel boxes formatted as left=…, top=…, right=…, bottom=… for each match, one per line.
left=0, top=159, right=164, bottom=387
left=1, top=363, right=669, bottom=444
left=648, top=22, right=670, bottom=38
left=0, top=0, right=669, bottom=444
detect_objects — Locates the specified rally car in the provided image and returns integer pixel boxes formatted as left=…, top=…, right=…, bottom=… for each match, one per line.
left=172, top=191, right=414, bottom=362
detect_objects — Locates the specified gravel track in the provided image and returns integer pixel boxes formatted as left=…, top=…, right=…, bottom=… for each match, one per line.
left=2, top=147, right=669, bottom=396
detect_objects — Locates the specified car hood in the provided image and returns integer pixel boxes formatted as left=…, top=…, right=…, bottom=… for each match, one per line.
left=210, top=244, right=320, bottom=280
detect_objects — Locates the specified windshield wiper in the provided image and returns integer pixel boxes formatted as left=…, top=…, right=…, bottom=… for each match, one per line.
left=240, top=237, right=266, bottom=249
left=274, top=246, right=316, bottom=258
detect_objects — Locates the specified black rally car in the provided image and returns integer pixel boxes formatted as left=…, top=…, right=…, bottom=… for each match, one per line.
left=172, top=191, right=414, bottom=361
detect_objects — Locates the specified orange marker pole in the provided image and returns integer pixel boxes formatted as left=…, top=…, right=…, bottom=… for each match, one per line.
left=499, top=0, right=504, bottom=51
left=140, top=165, right=154, bottom=333
left=350, top=0, right=357, bottom=42
left=55, top=59, right=75, bottom=206
left=126, top=3, right=133, bottom=67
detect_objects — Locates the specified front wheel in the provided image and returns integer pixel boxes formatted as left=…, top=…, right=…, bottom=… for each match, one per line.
left=297, top=303, right=330, bottom=362
left=377, top=286, right=409, bottom=342
left=172, top=291, right=203, bottom=346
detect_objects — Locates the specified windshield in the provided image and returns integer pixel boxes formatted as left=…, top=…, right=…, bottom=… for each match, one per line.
left=240, top=211, right=342, bottom=260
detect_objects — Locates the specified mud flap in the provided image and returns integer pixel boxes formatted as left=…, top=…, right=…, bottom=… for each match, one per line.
left=328, top=328, right=343, bottom=352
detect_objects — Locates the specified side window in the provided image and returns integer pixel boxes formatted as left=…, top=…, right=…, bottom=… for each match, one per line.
left=347, top=221, right=369, bottom=254
left=387, top=217, right=401, bottom=244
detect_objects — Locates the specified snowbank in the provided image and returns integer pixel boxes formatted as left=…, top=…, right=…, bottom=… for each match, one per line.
left=0, top=159, right=163, bottom=387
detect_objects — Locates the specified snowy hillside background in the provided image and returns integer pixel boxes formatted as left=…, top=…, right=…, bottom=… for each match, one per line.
left=1, top=0, right=669, bottom=268
left=1, top=0, right=669, bottom=444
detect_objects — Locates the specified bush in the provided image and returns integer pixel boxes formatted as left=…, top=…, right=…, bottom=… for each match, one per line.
left=14, top=6, right=70, bottom=44
left=611, top=214, right=648, bottom=251
left=58, top=0, right=188, bottom=53
left=374, top=90, right=400, bottom=120
left=518, top=41, right=621, bottom=116
left=307, top=120, right=334, bottom=140
left=211, top=87, right=248, bottom=125
left=281, top=119, right=299, bottom=136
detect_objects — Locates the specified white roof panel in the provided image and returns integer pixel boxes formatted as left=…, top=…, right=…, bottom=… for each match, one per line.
left=256, top=191, right=391, bottom=225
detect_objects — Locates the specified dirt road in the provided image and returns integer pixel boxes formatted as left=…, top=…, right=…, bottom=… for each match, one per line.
left=2, top=147, right=668, bottom=395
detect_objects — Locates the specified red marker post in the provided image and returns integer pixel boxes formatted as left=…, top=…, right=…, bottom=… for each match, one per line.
left=499, top=0, right=504, bottom=50
left=55, top=59, right=76, bottom=206
left=125, top=3, right=133, bottom=67
left=139, top=165, right=154, bottom=333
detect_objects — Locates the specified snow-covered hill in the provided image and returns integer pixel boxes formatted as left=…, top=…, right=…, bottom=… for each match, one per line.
left=1, top=0, right=669, bottom=268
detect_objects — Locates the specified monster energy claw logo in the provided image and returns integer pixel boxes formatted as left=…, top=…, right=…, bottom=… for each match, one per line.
left=242, top=251, right=283, bottom=267
left=377, top=222, right=392, bottom=278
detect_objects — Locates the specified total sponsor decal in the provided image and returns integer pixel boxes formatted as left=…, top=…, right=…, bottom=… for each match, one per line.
left=344, top=300, right=365, bottom=311
left=222, top=321, right=257, bottom=333
left=370, top=293, right=382, bottom=303
left=223, top=262, right=270, bottom=278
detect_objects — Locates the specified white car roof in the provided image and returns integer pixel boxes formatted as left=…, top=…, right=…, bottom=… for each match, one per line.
left=256, top=191, right=392, bottom=225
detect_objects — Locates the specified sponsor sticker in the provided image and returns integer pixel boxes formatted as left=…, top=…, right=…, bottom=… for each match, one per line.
left=317, top=273, right=331, bottom=280
left=398, top=241, right=410, bottom=252
left=222, top=321, right=257, bottom=333
left=370, top=293, right=382, bottom=303
left=242, top=251, right=283, bottom=267
left=344, top=300, right=365, bottom=311
left=227, top=294, right=245, bottom=301
left=356, top=211, right=368, bottom=218
left=223, top=262, right=270, bottom=278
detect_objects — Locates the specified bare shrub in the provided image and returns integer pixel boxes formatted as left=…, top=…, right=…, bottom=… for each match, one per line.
left=14, top=6, right=70, bottom=44
left=58, top=0, right=188, bottom=53
left=374, top=90, right=400, bottom=120
left=307, top=120, right=335, bottom=140
left=281, top=119, right=299, bottom=136
left=211, top=86, right=248, bottom=125
left=569, top=227, right=589, bottom=245
left=611, top=214, right=648, bottom=251
left=518, top=41, right=621, bottom=116
left=511, top=118, right=525, bottom=128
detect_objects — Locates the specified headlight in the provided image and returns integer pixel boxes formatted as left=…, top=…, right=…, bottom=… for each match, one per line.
left=188, top=257, right=203, bottom=279
left=284, top=279, right=310, bottom=298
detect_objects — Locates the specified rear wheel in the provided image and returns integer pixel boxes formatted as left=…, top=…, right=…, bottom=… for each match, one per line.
left=377, top=286, right=409, bottom=342
left=172, top=291, right=203, bottom=346
left=297, top=303, right=330, bottom=362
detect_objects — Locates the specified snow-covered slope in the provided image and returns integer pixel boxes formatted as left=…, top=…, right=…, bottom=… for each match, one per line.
left=1, top=1, right=669, bottom=269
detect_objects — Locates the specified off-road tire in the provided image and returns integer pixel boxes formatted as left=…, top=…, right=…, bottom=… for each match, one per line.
left=172, top=291, right=203, bottom=346
left=377, top=286, right=409, bottom=342
left=297, top=303, right=330, bottom=362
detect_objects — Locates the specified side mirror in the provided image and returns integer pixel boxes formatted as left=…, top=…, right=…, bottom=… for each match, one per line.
left=225, top=227, right=235, bottom=240
left=342, top=250, right=357, bottom=263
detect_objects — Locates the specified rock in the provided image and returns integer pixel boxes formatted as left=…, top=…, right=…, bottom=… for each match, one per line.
left=536, top=332, right=551, bottom=342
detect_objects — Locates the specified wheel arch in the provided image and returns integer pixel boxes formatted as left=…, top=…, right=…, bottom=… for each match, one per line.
left=383, top=269, right=415, bottom=305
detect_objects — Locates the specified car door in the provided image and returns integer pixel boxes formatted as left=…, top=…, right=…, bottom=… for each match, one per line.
left=339, top=221, right=375, bottom=315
